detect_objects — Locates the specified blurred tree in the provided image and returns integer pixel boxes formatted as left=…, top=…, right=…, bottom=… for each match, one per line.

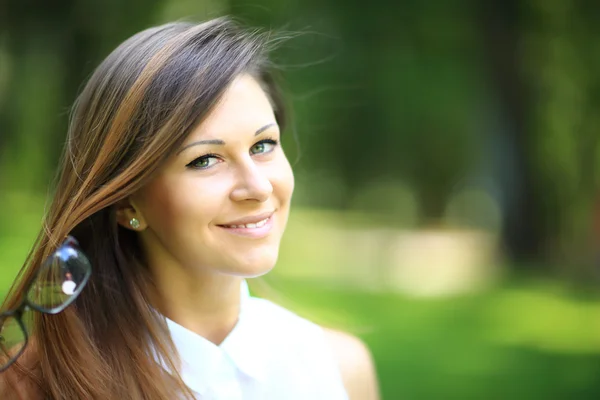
left=0, top=0, right=164, bottom=192
left=480, top=0, right=543, bottom=264
left=523, top=0, right=600, bottom=273
left=482, top=0, right=600, bottom=273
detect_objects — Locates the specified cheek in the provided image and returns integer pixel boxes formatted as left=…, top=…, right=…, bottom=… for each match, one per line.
left=138, top=178, right=202, bottom=230
left=137, top=181, right=181, bottom=229
left=139, top=174, right=233, bottom=232
left=272, top=158, right=295, bottom=203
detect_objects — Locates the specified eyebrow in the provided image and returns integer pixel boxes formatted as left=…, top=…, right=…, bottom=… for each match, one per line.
left=177, top=123, right=277, bottom=155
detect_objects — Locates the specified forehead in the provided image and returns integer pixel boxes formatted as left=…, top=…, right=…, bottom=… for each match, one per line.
left=186, top=74, right=276, bottom=142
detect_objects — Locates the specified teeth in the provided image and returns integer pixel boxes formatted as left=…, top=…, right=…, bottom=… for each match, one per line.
left=225, top=217, right=269, bottom=229
left=256, top=218, right=267, bottom=227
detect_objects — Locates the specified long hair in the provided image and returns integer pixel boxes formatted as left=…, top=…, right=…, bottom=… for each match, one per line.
left=1, top=17, right=287, bottom=399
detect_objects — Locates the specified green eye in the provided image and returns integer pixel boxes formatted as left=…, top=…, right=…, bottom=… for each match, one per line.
left=187, top=155, right=220, bottom=170
left=251, top=139, right=277, bottom=155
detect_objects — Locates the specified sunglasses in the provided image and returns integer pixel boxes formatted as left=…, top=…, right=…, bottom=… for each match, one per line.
left=0, top=236, right=92, bottom=372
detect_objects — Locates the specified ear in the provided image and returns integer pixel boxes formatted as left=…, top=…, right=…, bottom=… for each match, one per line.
left=115, top=197, right=147, bottom=231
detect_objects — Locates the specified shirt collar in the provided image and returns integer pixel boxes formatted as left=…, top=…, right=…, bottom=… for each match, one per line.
left=165, top=280, right=267, bottom=394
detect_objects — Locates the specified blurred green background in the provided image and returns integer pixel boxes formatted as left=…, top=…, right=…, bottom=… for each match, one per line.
left=2, top=0, right=600, bottom=399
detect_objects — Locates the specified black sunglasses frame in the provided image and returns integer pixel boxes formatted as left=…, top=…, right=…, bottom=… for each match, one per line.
left=0, top=235, right=91, bottom=372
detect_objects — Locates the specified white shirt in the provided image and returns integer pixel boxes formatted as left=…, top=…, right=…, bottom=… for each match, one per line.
left=165, top=280, right=349, bottom=400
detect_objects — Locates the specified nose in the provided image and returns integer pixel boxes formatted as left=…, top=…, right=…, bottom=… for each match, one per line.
left=229, top=158, right=273, bottom=203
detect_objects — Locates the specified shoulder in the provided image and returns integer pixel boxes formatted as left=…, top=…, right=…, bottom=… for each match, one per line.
left=246, top=297, right=379, bottom=398
left=323, top=328, right=380, bottom=400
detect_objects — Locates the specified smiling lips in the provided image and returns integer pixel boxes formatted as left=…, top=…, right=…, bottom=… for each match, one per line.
left=222, top=217, right=270, bottom=229
left=217, top=211, right=275, bottom=238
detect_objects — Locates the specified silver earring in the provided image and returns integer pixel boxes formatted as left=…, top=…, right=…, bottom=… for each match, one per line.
left=129, top=218, right=140, bottom=229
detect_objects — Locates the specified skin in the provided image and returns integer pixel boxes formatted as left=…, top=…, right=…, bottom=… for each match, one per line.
left=325, top=329, right=381, bottom=400
left=116, top=74, right=379, bottom=399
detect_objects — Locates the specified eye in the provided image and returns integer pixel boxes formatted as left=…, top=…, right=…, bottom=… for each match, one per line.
left=250, top=139, right=278, bottom=155
left=186, top=154, right=221, bottom=170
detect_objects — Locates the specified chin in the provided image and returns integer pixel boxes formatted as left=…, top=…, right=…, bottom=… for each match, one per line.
left=238, top=265, right=275, bottom=278
left=228, top=253, right=279, bottom=278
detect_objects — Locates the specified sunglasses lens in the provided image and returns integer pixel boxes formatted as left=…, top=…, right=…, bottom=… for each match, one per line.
left=26, top=241, right=92, bottom=313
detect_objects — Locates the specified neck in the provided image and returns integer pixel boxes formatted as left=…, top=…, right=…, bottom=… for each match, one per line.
left=150, top=265, right=244, bottom=345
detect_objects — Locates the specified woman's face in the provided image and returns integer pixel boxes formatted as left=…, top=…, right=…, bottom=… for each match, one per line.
left=130, top=74, right=294, bottom=278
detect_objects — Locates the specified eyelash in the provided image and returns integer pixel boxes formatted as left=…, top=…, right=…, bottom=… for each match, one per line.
left=186, top=138, right=279, bottom=170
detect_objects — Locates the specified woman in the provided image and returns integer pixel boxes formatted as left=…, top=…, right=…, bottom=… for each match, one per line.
left=0, top=17, right=379, bottom=399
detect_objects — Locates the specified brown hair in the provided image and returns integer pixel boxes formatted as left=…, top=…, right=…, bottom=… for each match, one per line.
left=1, top=17, right=287, bottom=399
